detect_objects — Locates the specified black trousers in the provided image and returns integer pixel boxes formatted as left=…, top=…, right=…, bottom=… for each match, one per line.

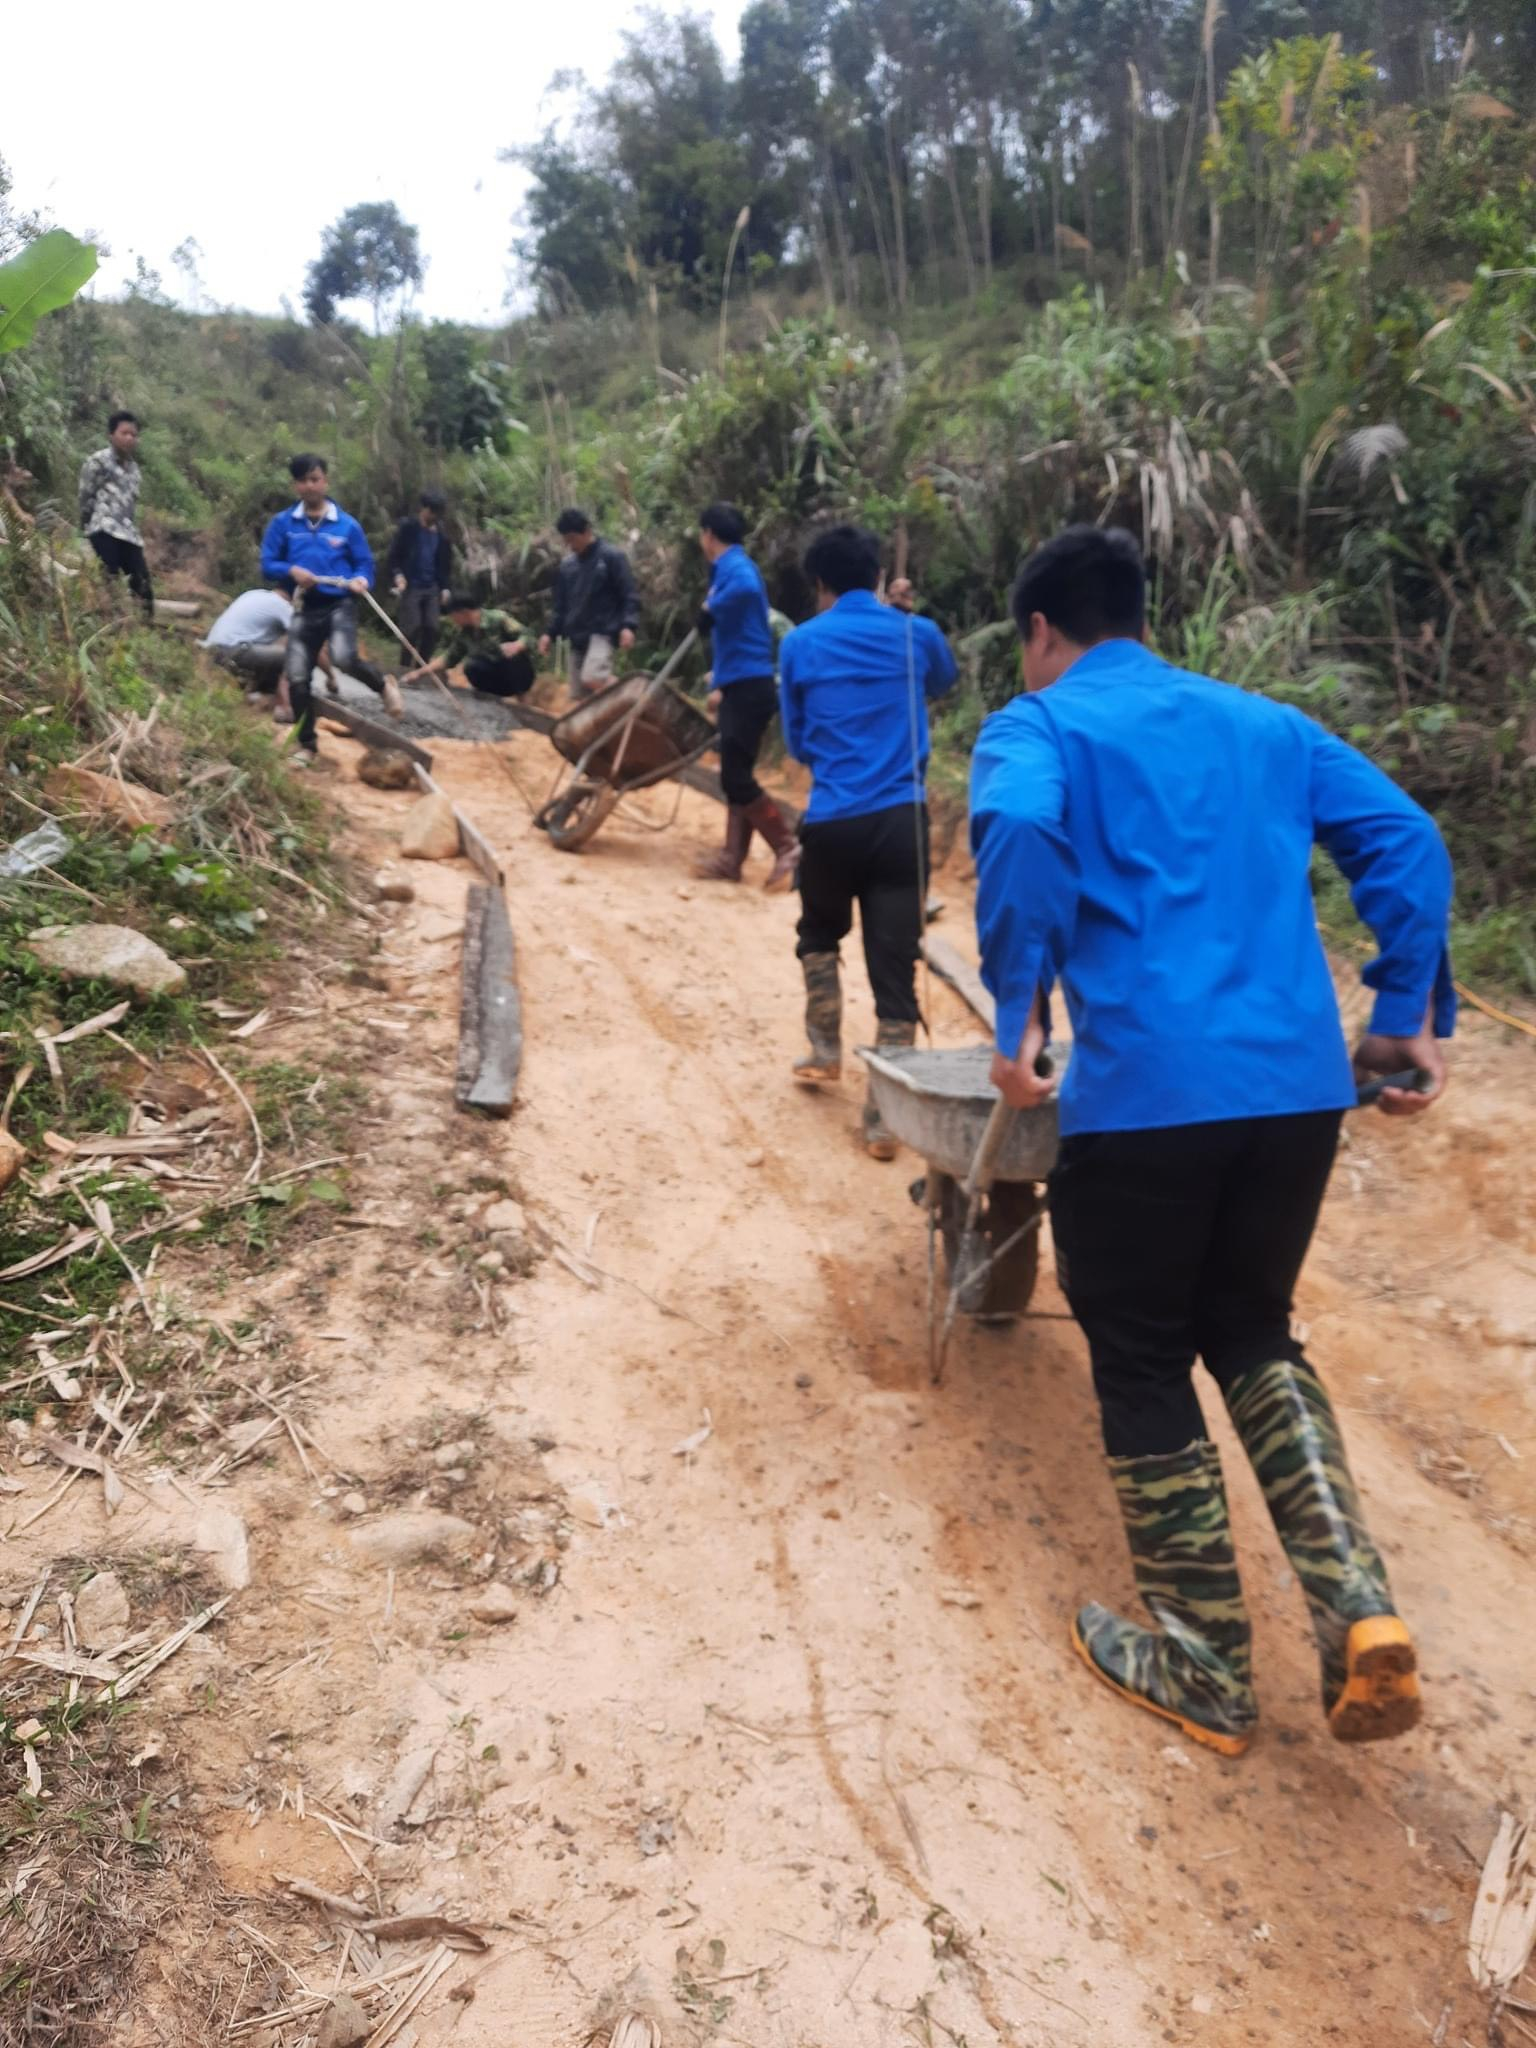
left=89, top=532, right=154, bottom=619
left=284, top=598, right=386, bottom=748
left=1048, top=1111, right=1342, bottom=1458
left=796, top=802, right=928, bottom=1024
left=399, top=585, right=440, bottom=662
left=464, top=651, right=534, bottom=699
left=715, top=675, right=779, bottom=807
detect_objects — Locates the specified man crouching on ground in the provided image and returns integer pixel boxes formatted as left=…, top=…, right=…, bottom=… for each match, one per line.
left=401, top=594, right=535, bottom=700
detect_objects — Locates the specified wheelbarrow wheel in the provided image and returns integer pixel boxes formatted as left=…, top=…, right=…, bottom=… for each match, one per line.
left=930, top=1172, right=1043, bottom=1321
left=537, top=779, right=619, bottom=852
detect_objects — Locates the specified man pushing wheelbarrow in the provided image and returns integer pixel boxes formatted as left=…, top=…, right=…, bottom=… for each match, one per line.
left=971, top=526, right=1454, bottom=1757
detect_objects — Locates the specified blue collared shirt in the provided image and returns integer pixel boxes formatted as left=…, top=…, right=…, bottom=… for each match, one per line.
left=970, top=639, right=1456, bottom=1137
left=705, top=544, right=775, bottom=687
left=259, top=499, right=374, bottom=600
left=780, top=591, right=957, bottom=824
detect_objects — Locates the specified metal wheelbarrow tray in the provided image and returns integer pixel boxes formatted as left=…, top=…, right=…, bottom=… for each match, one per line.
left=859, top=1043, right=1062, bottom=1181
left=536, top=672, right=717, bottom=851
left=859, top=1043, right=1067, bottom=1322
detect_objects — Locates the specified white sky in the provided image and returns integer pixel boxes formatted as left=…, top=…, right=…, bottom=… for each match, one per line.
left=6, top=0, right=746, bottom=324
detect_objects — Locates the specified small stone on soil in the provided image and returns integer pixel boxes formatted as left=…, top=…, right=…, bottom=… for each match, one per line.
left=469, top=1582, right=520, bottom=1624
left=349, top=1510, right=476, bottom=1567
left=341, top=1491, right=369, bottom=1515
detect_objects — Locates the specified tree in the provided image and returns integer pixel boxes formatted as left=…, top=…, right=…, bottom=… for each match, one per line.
left=510, top=132, right=634, bottom=312
left=419, top=322, right=517, bottom=452
left=304, top=202, right=422, bottom=330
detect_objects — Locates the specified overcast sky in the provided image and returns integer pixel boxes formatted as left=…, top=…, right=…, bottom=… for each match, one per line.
left=6, top=0, right=746, bottom=324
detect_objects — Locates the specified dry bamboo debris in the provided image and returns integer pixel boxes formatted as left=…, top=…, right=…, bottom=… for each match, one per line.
left=277, top=1878, right=489, bottom=1952
left=1469, top=1808, right=1536, bottom=1994
left=0, top=1150, right=349, bottom=1283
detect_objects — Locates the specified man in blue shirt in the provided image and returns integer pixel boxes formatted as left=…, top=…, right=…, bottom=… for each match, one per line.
left=693, top=502, right=797, bottom=890
left=781, top=525, right=957, bottom=1156
left=260, top=455, right=402, bottom=756
left=971, top=524, right=1452, bottom=1757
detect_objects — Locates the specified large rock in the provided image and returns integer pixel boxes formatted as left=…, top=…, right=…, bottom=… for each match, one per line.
left=348, top=1510, right=475, bottom=1567
left=73, top=1569, right=131, bottom=1649
left=44, top=764, right=174, bottom=833
left=0, top=1129, right=23, bottom=1194
left=25, top=924, right=187, bottom=999
left=399, top=792, right=461, bottom=862
left=357, top=749, right=416, bottom=791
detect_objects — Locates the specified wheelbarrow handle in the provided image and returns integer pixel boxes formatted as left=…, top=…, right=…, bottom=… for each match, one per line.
left=964, top=1053, right=1055, bottom=1200
left=1354, top=1066, right=1432, bottom=1108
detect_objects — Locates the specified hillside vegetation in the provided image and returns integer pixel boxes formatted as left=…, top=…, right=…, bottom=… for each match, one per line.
left=2, top=7, right=1535, bottom=987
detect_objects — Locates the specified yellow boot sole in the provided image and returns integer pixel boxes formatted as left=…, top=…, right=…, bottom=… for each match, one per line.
left=793, top=1060, right=841, bottom=1087
left=1070, top=1615, right=1254, bottom=1758
left=1328, top=1615, right=1421, bottom=1743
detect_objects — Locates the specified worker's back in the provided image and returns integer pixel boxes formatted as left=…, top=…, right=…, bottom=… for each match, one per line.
left=971, top=637, right=1450, bottom=1135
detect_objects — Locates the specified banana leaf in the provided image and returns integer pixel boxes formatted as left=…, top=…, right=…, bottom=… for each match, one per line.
left=0, top=230, right=99, bottom=354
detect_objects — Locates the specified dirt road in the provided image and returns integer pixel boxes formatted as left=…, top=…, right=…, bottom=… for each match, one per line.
left=25, top=726, right=1536, bottom=2046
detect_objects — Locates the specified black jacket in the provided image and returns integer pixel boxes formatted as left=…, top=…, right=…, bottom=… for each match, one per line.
left=548, top=537, right=640, bottom=643
left=385, top=517, right=453, bottom=592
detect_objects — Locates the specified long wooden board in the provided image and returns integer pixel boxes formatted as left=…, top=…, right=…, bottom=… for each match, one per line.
left=456, top=883, right=522, bottom=1117
left=316, top=699, right=436, bottom=770
left=410, top=764, right=504, bottom=889
left=923, top=934, right=995, bottom=1032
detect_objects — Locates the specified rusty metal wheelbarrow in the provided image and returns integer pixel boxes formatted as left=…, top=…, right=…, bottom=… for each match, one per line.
left=533, top=631, right=716, bottom=852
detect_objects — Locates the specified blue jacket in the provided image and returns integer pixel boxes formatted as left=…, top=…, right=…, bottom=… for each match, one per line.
left=780, top=591, right=957, bottom=824
left=704, top=544, right=775, bottom=686
left=970, top=638, right=1456, bottom=1137
left=260, top=500, right=375, bottom=600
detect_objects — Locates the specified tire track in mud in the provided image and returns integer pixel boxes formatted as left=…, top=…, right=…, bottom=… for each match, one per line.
left=770, top=1521, right=1033, bottom=2048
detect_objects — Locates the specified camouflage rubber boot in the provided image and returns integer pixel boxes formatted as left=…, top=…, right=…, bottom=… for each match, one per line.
left=792, top=953, right=842, bottom=1085
left=1226, top=1358, right=1421, bottom=1743
left=1072, top=1439, right=1258, bottom=1757
left=862, top=1018, right=917, bottom=1160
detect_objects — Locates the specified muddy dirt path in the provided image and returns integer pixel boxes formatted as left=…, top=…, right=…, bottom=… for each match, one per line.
left=34, top=725, right=1535, bottom=2046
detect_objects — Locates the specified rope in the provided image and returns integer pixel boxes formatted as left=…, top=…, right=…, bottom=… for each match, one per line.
left=902, top=599, right=934, bottom=1042
left=1320, top=920, right=1536, bottom=1046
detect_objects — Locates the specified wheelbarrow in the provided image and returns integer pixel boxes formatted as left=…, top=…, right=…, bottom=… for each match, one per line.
left=533, top=630, right=716, bottom=852
left=860, top=1044, right=1061, bottom=1345
left=861, top=1043, right=1434, bottom=1384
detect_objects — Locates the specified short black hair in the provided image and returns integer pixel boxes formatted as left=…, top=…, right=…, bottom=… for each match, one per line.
left=555, top=508, right=591, bottom=537
left=289, top=452, right=328, bottom=481
left=1010, top=525, right=1146, bottom=646
left=803, top=524, right=881, bottom=597
left=420, top=489, right=447, bottom=513
left=445, top=591, right=481, bottom=613
left=107, top=410, right=138, bottom=433
left=700, top=501, right=746, bottom=546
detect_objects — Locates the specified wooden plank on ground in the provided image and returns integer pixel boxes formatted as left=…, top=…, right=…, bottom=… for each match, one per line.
left=923, top=935, right=995, bottom=1032
left=456, top=883, right=521, bottom=1117
left=319, top=699, right=435, bottom=770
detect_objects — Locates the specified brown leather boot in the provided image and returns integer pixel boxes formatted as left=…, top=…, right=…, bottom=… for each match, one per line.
left=694, top=806, right=752, bottom=881
left=743, top=794, right=799, bottom=892
left=863, top=1018, right=917, bottom=1159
